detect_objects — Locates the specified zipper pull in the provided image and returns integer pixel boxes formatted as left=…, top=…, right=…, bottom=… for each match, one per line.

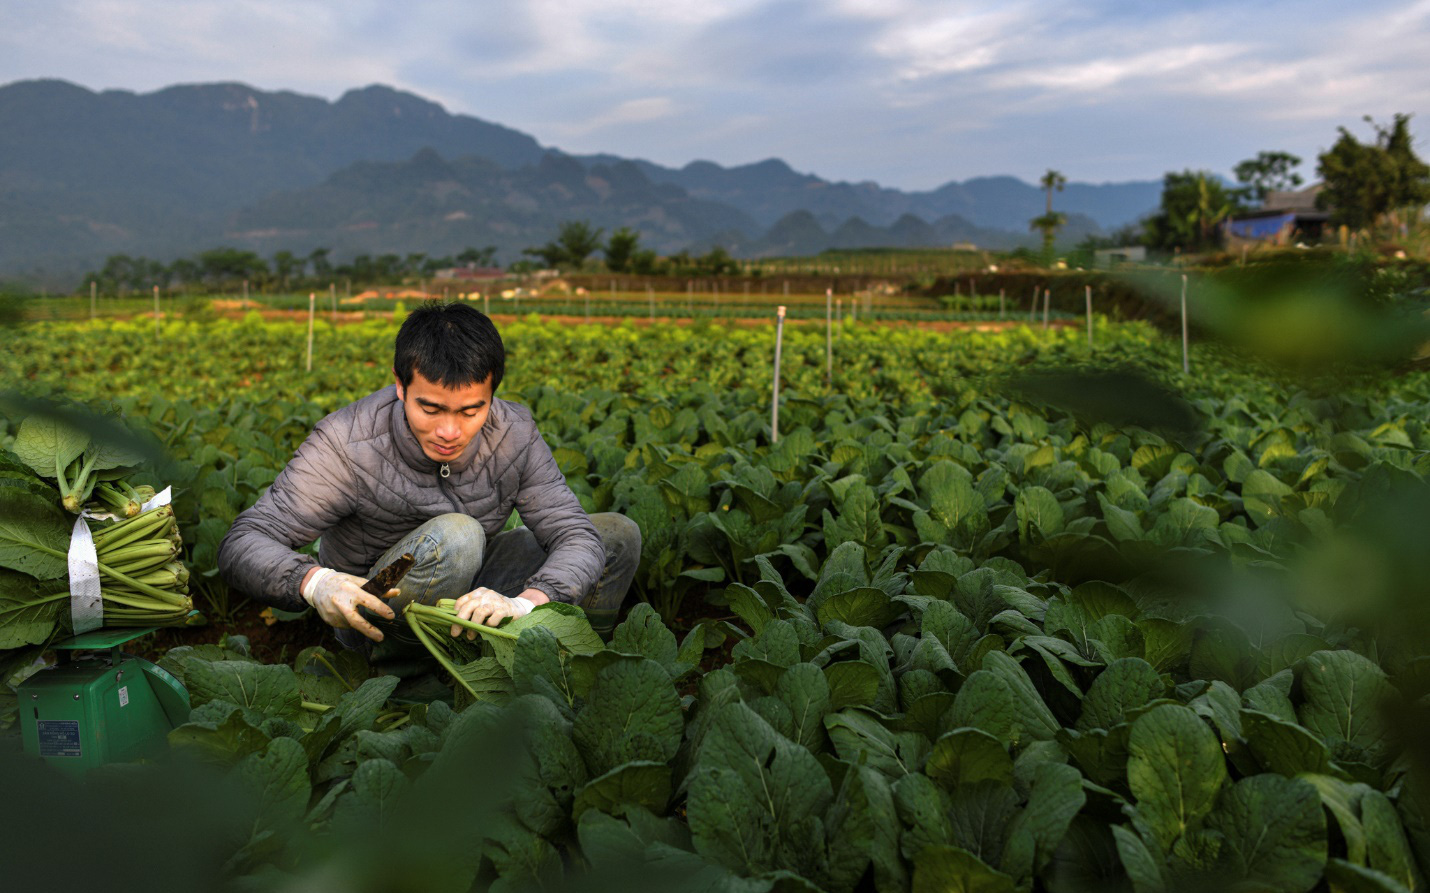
left=440, top=463, right=451, bottom=479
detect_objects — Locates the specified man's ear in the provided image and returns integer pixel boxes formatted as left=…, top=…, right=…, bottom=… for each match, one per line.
left=392, top=369, right=404, bottom=401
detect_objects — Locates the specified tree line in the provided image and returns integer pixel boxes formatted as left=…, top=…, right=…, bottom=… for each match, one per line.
left=1040, top=113, right=1430, bottom=257
left=83, top=246, right=499, bottom=295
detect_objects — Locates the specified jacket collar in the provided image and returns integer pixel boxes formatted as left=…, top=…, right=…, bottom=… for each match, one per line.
left=386, top=385, right=506, bottom=476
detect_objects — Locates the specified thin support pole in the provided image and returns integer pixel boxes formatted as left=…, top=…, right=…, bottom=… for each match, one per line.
left=330, top=282, right=337, bottom=324
left=999, top=288, right=1005, bottom=320
left=772, top=305, right=786, bottom=444
left=1042, top=289, right=1050, bottom=330
left=1086, top=284, right=1094, bottom=348
left=306, top=293, right=316, bottom=373
left=1181, top=274, right=1191, bottom=375
left=153, top=285, right=160, bottom=340
left=825, top=288, right=833, bottom=389
left=90, top=281, right=96, bottom=321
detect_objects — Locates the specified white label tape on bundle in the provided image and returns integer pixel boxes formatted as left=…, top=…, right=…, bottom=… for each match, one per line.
left=142, top=486, right=173, bottom=512
left=67, top=516, right=103, bottom=635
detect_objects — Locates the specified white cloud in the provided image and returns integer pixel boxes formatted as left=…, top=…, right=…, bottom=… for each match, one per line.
left=554, top=96, right=679, bottom=137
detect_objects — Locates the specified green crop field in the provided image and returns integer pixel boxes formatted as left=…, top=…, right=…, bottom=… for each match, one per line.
left=4, top=308, right=1430, bottom=891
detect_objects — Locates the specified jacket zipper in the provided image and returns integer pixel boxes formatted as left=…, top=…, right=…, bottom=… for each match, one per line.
left=436, top=463, right=461, bottom=512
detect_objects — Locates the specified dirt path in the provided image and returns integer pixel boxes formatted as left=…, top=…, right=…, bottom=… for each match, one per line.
left=211, top=306, right=1078, bottom=333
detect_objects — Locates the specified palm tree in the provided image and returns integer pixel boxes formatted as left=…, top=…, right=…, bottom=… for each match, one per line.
left=1030, top=169, right=1069, bottom=263
left=1186, top=173, right=1236, bottom=250
left=1041, top=169, right=1067, bottom=216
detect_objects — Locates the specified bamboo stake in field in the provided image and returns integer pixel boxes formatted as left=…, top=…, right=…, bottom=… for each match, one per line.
left=1042, top=289, right=1050, bottom=330
left=772, top=305, right=786, bottom=444
left=999, top=288, right=1005, bottom=319
left=243, top=279, right=249, bottom=302
left=90, top=281, right=96, bottom=321
left=1181, top=273, right=1190, bottom=375
left=153, top=285, right=160, bottom=339
left=306, top=293, right=316, bottom=373
left=648, top=285, right=654, bottom=320
left=825, top=288, right=833, bottom=389
left=1086, top=284, right=1094, bottom=348
left=330, top=282, right=337, bottom=324
left=484, top=291, right=489, bottom=316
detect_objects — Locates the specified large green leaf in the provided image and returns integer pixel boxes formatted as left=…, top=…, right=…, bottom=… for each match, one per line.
left=825, top=708, right=928, bottom=779
left=1242, top=709, right=1333, bottom=776
left=1126, top=705, right=1226, bottom=850
left=184, top=658, right=302, bottom=719
left=912, top=844, right=1018, bottom=893
left=774, top=663, right=832, bottom=753
left=0, top=486, right=71, bottom=579
left=236, top=736, right=312, bottom=835
left=512, top=625, right=578, bottom=713
left=610, top=602, right=686, bottom=678
left=686, top=702, right=834, bottom=876
left=925, top=728, right=1013, bottom=790
left=491, top=602, right=605, bottom=670
left=1297, top=650, right=1395, bottom=761
left=572, top=761, right=672, bottom=821
left=1205, top=774, right=1326, bottom=893
left=0, top=569, right=65, bottom=647
left=12, top=415, right=89, bottom=481
left=982, top=650, right=1060, bottom=742
left=1078, top=658, right=1165, bottom=732
left=1015, top=486, right=1065, bottom=542
left=1001, top=762, right=1087, bottom=882
left=573, top=658, right=683, bottom=777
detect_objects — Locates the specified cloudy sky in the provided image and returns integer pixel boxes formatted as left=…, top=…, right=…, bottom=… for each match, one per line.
left=3, top=0, right=1428, bottom=190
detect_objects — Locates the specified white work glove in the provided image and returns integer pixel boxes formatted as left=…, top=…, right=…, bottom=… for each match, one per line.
left=451, top=586, right=535, bottom=639
left=302, top=568, right=397, bottom=642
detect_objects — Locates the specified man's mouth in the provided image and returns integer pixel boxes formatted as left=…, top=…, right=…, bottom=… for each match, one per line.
left=431, top=442, right=459, bottom=456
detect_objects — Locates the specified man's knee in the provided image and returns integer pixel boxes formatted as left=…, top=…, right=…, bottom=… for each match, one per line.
left=418, top=512, right=487, bottom=558
left=386, top=513, right=486, bottom=610
left=591, top=512, right=641, bottom=562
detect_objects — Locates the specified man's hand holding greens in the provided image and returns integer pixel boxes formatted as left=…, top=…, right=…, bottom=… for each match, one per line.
left=450, top=586, right=548, bottom=639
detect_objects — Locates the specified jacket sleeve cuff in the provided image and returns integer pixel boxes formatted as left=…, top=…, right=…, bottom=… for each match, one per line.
left=523, top=575, right=580, bottom=605
left=283, top=560, right=322, bottom=611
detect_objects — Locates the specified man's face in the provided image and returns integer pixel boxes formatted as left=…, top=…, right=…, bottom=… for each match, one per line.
left=394, top=370, right=494, bottom=463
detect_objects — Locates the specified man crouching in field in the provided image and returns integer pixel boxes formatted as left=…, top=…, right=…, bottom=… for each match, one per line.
left=218, top=302, right=641, bottom=675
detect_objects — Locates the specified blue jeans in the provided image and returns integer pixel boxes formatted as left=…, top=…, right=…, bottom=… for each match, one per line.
left=337, top=512, right=641, bottom=658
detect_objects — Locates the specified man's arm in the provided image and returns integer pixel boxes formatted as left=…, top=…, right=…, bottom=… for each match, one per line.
left=217, top=422, right=361, bottom=611
left=511, top=424, right=605, bottom=604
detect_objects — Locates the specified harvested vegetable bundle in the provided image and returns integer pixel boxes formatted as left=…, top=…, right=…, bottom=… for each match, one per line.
left=0, top=447, right=196, bottom=649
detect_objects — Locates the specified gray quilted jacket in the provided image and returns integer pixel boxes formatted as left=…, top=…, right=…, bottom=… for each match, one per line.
left=216, top=385, right=603, bottom=611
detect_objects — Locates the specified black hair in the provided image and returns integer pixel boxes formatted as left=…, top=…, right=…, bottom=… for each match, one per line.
left=393, top=302, right=505, bottom=391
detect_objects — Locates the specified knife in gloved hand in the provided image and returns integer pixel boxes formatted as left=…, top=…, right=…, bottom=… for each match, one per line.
left=362, top=553, right=415, bottom=597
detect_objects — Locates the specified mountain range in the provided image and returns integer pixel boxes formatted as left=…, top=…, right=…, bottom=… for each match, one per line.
left=0, top=79, right=1162, bottom=284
